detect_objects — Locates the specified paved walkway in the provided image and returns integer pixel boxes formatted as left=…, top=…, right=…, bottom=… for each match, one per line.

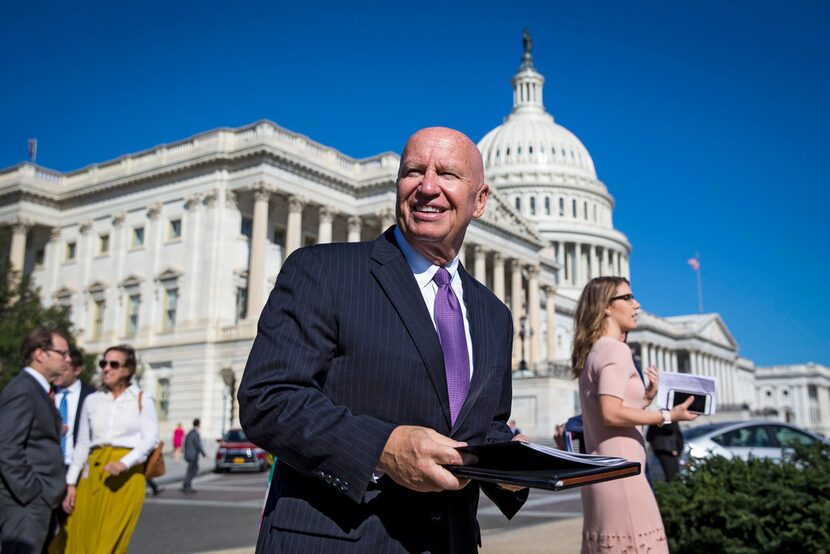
left=193, top=517, right=584, bottom=554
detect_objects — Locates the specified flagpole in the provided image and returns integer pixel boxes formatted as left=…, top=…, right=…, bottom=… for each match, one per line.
left=695, top=252, right=704, bottom=313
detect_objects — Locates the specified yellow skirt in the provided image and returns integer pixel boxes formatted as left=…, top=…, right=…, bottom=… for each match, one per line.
left=57, top=446, right=146, bottom=554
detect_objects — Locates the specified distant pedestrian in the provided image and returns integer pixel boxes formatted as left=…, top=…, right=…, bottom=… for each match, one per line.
left=508, top=419, right=522, bottom=436
left=173, top=422, right=185, bottom=460
left=181, top=419, right=206, bottom=493
left=646, top=422, right=684, bottom=482
left=0, top=327, right=70, bottom=553
left=59, top=344, right=159, bottom=553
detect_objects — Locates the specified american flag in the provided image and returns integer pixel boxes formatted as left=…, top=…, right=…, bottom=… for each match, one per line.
left=687, top=256, right=700, bottom=271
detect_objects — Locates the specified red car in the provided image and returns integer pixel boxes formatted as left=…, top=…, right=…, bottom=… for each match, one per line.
left=214, top=428, right=271, bottom=472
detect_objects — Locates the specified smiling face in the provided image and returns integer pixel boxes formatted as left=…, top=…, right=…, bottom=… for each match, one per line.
left=604, top=282, right=641, bottom=335
left=395, top=127, right=489, bottom=265
left=100, top=349, right=131, bottom=391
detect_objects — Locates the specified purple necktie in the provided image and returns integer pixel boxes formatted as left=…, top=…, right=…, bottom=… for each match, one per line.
left=433, top=267, right=470, bottom=425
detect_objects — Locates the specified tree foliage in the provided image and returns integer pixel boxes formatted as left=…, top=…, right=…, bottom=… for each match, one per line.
left=655, top=443, right=830, bottom=553
left=0, top=262, right=93, bottom=387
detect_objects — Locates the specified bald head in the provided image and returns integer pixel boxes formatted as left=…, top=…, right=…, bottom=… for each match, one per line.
left=395, top=127, right=489, bottom=265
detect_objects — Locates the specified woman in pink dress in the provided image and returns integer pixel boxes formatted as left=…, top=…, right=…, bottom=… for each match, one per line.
left=572, top=277, right=697, bottom=553
left=173, top=422, right=185, bottom=460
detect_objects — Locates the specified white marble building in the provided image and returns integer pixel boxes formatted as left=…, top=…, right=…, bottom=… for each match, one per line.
left=1, top=37, right=827, bottom=440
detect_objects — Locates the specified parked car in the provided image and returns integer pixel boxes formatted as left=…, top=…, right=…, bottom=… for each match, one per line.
left=215, top=428, right=271, bottom=472
left=679, top=420, right=830, bottom=471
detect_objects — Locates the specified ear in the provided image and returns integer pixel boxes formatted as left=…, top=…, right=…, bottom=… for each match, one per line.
left=472, top=183, right=490, bottom=219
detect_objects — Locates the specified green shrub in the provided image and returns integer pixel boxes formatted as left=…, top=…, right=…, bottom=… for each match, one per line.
left=655, top=443, right=830, bottom=553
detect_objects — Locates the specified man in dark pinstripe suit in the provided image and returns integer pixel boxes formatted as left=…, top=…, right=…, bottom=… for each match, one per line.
left=239, top=127, right=527, bottom=553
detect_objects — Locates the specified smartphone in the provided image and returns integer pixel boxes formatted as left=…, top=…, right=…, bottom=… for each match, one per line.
left=667, top=389, right=711, bottom=414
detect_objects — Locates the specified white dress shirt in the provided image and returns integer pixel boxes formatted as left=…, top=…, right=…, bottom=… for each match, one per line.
left=66, top=383, right=159, bottom=485
left=54, top=379, right=82, bottom=466
left=394, top=226, right=475, bottom=378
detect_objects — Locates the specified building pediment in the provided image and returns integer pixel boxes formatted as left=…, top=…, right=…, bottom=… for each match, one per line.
left=666, top=313, right=738, bottom=349
left=477, top=188, right=543, bottom=246
left=156, top=267, right=183, bottom=282
left=120, top=274, right=145, bottom=288
left=86, top=280, right=109, bottom=294
left=53, top=285, right=75, bottom=299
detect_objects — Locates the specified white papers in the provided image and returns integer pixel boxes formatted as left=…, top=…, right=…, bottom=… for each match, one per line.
left=525, top=442, right=631, bottom=467
left=656, top=372, right=718, bottom=415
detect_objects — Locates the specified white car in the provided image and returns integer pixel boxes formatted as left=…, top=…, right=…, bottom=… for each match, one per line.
left=679, top=420, right=830, bottom=471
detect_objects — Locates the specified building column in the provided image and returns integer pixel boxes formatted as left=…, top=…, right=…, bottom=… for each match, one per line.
left=569, top=243, right=578, bottom=286
left=45, top=227, right=61, bottom=298
left=9, top=220, right=31, bottom=274
left=458, top=244, right=466, bottom=267
left=317, top=206, right=335, bottom=244
left=671, top=351, right=678, bottom=373
left=590, top=245, right=599, bottom=279
left=527, top=265, right=541, bottom=368
left=492, top=253, right=505, bottom=302
left=509, top=259, right=523, bottom=364
left=285, top=195, right=305, bottom=256
left=474, top=245, right=486, bottom=283
left=378, top=207, right=395, bottom=230
left=544, top=285, right=556, bottom=363
left=247, top=186, right=270, bottom=319
left=347, top=216, right=362, bottom=243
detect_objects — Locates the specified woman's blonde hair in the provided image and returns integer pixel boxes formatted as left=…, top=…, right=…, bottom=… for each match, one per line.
left=571, top=276, right=630, bottom=378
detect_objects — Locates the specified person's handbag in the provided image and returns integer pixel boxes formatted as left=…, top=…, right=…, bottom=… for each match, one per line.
left=138, top=391, right=166, bottom=479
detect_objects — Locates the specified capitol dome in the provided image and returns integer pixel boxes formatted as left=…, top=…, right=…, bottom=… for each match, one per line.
left=478, top=31, right=631, bottom=298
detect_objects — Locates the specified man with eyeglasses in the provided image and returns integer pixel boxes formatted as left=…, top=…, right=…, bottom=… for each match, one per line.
left=0, top=327, right=71, bottom=553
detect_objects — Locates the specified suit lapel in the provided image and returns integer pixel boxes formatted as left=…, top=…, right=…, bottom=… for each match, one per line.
left=452, top=267, right=490, bottom=433
left=370, top=229, right=452, bottom=427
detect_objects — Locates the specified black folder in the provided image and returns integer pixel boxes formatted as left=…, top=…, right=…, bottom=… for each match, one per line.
left=444, top=441, right=640, bottom=491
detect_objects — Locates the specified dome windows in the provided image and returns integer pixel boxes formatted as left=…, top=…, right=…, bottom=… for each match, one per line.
left=544, top=196, right=551, bottom=215
left=529, top=196, right=536, bottom=215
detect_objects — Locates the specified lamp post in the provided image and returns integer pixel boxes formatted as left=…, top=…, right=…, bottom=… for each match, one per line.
left=518, top=314, right=528, bottom=371
left=219, top=368, right=235, bottom=436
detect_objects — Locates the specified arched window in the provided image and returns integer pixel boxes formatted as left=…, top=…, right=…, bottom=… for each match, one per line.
left=572, top=199, right=577, bottom=217
left=558, top=197, right=565, bottom=216
left=544, top=196, right=551, bottom=215
left=529, top=196, right=536, bottom=215
left=515, top=196, right=522, bottom=212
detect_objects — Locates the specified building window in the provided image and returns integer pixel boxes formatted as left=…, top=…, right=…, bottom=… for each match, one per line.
left=157, top=378, right=171, bottom=421
left=515, top=197, right=522, bottom=212
left=271, top=228, right=285, bottom=248
left=163, top=288, right=178, bottom=332
left=65, top=241, right=77, bottom=261
left=132, top=227, right=145, bottom=248
left=126, top=294, right=140, bottom=337
left=583, top=201, right=588, bottom=220
left=517, top=146, right=522, bottom=155
left=93, top=300, right=105, bottom=339
left=593, top=204, right=598, bottom=222
left=98, top=234, right=110, bottom=255
left=235, top=287, right=248, bottom=323
left=168, top=219, right=182, bottom=240
left=572, top=199, right=577, bottom=217
left=241, top=217, right=253, bottom=239
left=544, top=197, right=551, bottom=215
left=34, top=248, right=45, bottom=267
left=558, top=198, right=565, bottom=216
left=57, top=294, right=72, bottom=322
left=529, top=196, right=536, bottom=215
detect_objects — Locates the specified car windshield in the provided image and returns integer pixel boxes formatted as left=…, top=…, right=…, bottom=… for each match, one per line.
left=225, top=430, right=247, bottom=442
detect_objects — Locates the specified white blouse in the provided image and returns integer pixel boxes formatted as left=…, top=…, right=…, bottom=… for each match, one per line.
left=66, top=383, right=160, bottom=485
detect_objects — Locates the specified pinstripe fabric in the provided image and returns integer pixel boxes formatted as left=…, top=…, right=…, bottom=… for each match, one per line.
left=239, top=227, right=527, bottom=554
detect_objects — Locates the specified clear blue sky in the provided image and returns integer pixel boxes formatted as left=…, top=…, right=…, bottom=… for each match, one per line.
left=1, top=0, right=827, bottom=366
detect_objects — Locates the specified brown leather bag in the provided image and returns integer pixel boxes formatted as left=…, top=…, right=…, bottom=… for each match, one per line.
left=138, top=391, right=166, bottom=479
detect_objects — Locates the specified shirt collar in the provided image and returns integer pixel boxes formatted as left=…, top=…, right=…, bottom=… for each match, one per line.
left=394, top=226, right=460, bottom=289
left=23, top=367, right=51, bottom=394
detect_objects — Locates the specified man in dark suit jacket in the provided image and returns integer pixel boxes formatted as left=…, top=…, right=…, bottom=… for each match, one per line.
left=239, top=127, right=528, bottom=553
left=52, top=349, right=95, bottom=468
left=0, top=327, right=70, bottom=553
left=181, top=418, right=206, bottom=493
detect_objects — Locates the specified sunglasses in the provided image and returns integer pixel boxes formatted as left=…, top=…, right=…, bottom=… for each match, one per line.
left=98, top=360, right=123, bottom=370
left=609, top=293, right=636, bottom=304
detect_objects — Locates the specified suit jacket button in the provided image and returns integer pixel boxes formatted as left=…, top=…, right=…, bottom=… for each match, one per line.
left=430, top=510, right=443, bottom=523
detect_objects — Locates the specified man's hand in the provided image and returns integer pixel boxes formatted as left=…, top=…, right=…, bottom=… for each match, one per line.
left=103, top=461, right=127, bottom=476
left=62, top=485, right=76, bottom=514
left=377, top=426, right=470, bottom=493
